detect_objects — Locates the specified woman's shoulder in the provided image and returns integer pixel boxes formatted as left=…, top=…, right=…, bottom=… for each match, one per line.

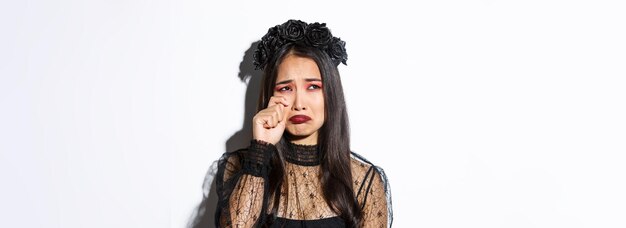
left=349, top=151, right=384, bottom=175
left=215, top=148, right=248, bottom=180
left=349, top=151, right=388, bottom=190
left=349, top=152, right=391, bottom=211
left=218, top=148, right=247, bottom=164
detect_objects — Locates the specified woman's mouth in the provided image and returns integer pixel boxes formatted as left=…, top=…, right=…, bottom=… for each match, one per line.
left=289, top=115, right=311, bottom=124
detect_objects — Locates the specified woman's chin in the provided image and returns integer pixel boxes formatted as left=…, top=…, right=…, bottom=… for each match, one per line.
left=285, top=130, right=317, bottom=141
left=286, top=131, right=311, bottom=138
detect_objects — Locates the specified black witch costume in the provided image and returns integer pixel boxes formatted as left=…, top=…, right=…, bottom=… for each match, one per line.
left=214, top=20, right=393, bottom=228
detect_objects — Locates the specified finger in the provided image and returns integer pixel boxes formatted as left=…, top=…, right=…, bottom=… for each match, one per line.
left=254, top=114, right=269, bottom=127
left=255, top=112, right=275, bottom=128
left=266, top=116, right=276, bottom=129
left=268, top=96, right=289, bottom=107
left=264, top=114, right=275, bottom=128
left=277, top=113, right=286, bottom=127
left=274, top=104, right=284, bottom=123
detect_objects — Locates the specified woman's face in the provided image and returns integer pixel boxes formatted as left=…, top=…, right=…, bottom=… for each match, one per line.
left=274, top=54, right=325, bottom=145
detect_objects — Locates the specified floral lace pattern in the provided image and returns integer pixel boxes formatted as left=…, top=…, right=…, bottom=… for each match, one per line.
left=215, top=140, right=393, bottom=227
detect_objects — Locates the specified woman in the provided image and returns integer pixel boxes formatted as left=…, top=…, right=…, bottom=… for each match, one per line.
left=215, top=19, right=392, bottom=228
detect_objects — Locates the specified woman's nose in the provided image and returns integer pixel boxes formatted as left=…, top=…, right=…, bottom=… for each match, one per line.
left=292, top=92, right=306, bottom=111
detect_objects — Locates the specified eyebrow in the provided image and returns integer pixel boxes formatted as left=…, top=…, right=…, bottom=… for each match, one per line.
left=275, top=78, right=322, bottom=85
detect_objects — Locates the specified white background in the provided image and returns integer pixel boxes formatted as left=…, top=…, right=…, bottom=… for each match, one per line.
left=1, top=0, right=625, bottom=227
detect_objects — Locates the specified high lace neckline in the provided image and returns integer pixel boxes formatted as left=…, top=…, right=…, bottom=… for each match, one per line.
left=284, top=141, right=321, bottom=166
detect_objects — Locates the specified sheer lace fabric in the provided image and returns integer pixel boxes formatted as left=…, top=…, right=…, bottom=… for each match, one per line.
left=215, top=140, right=393, bottom=227
left=274, top=162, right=338, bottom=220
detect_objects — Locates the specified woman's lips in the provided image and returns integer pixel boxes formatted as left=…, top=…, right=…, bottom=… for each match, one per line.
left=289, top=115, right=311, bottom=124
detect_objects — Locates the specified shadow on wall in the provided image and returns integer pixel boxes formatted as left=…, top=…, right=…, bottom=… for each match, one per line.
left=186, top=41, right=262, bottom=228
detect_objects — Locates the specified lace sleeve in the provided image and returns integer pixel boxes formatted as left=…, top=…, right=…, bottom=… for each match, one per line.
left=352, top=153, right=393, bottom=228
left=360, top=166, right=392, bottom=228
left=215, top=140, right=276, bottom=227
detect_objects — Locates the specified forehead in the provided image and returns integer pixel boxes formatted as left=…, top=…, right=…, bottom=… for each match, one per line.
left=276, top=54, right=321, bottom=82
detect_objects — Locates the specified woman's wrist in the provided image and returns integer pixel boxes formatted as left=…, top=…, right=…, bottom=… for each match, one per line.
left=240, top=139, right=276, bottom=177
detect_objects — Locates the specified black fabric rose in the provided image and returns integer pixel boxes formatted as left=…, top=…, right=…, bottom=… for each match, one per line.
left=253, top=20, right=347, bottom=70
left=261, top=26, right=284, bottom=53
left=254, top=26, right=286, bottom=69
left=305, top=22, right=332, bottom=48
left=253, top=42, right=268, bottom=70
left=279, top=20, right=307, bottom=42
left=328, top=37, right=348, bottom=66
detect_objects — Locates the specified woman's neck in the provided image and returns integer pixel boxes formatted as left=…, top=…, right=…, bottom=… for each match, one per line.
left=284, top=139, right=321, bottom=166
left=287, top=132, right=318, bottom=145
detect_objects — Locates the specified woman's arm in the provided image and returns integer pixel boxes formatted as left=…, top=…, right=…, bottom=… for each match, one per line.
left=357, top=165, right=393, bottom=228
left=227, top=175, right=265, bottom=227
left=216, top=140, right=275, bottom=227
left=351, top=154, right=393, bottom=228
left=218, top=96, right=288, bottom=227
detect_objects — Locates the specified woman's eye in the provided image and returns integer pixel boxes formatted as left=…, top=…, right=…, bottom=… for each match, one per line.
left=308, top=85, right=321, bottom=90
left=279, top=86, right=291, bottom=91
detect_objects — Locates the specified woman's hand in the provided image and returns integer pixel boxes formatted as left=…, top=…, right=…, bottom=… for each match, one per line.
left=252, top=96, right=289, bottom=145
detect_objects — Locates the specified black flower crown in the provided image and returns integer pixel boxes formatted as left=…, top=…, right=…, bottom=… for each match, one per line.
left=253, top=19, right=348, bottom=70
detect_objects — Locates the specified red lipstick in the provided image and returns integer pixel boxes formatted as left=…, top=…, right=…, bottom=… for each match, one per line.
left=289, top=115, right=311, bottom=124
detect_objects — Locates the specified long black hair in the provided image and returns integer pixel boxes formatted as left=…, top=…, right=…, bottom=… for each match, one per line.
left=258, top=43, right=362, bottom=227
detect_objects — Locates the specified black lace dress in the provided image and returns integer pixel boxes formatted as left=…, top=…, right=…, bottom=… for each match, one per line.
left=215, top=140, right=393, bottom=227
